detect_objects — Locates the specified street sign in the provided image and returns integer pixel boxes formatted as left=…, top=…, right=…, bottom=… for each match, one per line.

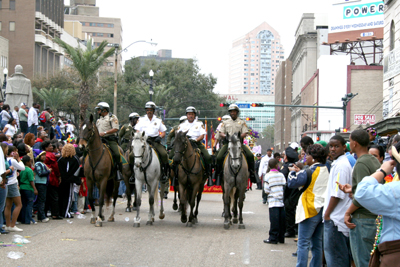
left=354, top=114, right=376, bottom=125
left=237, top=103, right=250, bottom=109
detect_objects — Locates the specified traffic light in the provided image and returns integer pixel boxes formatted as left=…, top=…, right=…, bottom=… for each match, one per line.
left=246, top=117, right=255, bottom=121
left=316, top=132, right=321, bottom=141
left=217, top=117, right=222, bottom=121
left=220, top=103, right=229, bottom=107
left=343, top=128, right=348, bottom=133
left=251, top=103, right=264, bottom=107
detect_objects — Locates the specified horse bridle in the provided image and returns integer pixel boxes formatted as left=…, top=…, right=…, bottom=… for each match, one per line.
left=228, top=141, right=243, bottom=177
left=81, top=124, right=102, bottom=152
left=174, top=137, right=194, bottom=162
left=133, top=137, right=153, bottom=184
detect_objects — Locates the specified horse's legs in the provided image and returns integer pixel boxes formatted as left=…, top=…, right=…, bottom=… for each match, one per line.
left=96, top=179, right=107, bottom=227
left=223, top=186, right=232, bottom=229
left=187, top=183, right=199, bottom=227
left=87, top=178, right=96, bottom=224
left=108, top=180, right=119, bottom=222
left=133, top=176, right=143, bottom=227
left=232, top=189, right=239, bottom=224
left=238, top=188, right=245, bottom=229
left=193, top=183, right=204, bottom=224
left=173, top=186, right=178, bottom=211
left=178, top=183, right=187, bottom=223
left=159, top=181, right=165, bottom=220
left=146, top=181, right=156, bottom=225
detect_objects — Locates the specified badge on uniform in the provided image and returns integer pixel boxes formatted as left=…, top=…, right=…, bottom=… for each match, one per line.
left=114, top=119, right=118, bottom=124
left=154, top=122, right=157, bottom=125
left=195, top=126, right=198, bottom=129
left=201, top=125, right=205, bottom=129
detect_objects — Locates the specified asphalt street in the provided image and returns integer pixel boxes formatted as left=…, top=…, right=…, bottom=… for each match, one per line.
left=1, top=188, right=299, bottom=267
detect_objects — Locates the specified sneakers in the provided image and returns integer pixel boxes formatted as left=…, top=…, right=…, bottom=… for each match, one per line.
left=7, top=226, right=23, bottom=232
left=30, top=221, right=37, bottom=225
left=40, top=218, right=49, bottom=223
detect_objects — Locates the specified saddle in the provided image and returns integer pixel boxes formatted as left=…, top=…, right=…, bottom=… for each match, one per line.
left=146, top=139, right=162, bottom=163
left=223, top=151, right=248, bottom=168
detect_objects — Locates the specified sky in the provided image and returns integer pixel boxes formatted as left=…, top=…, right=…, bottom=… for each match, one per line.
left=67, top=0, right=333, bottom=93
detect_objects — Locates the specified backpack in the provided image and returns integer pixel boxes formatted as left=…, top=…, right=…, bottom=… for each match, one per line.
left=39, top=111, right=47, bottom=123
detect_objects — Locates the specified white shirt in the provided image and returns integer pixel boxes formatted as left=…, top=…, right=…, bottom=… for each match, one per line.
left=6, top=157, right=25, bottom=185
left=4, top=124, right=17, bottom=137
left=58, top=119, right=65, bottom=133
left=135, top=115, right=166, bottom=137
left=12, top=110, right=19, bottom=126
left=66, top=124, right=75, bottom=138
left=177, top=118, right=206, bottom=141
left=258, top=154, right=273, bottom=178
left=0, top=148, right=5, bottom=183
left=28, top=107, right=38, bottom=127
left=322, top=154, right=353, bottom=236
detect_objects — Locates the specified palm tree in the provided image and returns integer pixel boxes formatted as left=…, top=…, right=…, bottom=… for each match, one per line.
left=54, top=38, right=115, bottom=118
left=33, top=87, right=77, bottom=116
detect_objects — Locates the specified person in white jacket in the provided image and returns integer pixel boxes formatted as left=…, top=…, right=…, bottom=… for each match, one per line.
left=258, top=149, right=273, bottom=178
left=27, top=103, right=39, bottom=137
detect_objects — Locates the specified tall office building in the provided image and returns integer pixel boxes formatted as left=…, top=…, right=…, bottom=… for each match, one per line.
left=64, top=0, right=123, bottom=75
left=0, top=0, right=64, bottom=79
left=229, top=22, right=284, bottom=95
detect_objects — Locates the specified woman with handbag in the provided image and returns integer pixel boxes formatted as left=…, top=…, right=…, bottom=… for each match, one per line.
left=57, top=144, right=81, bottom=219
left=287, top=144, right=330, bottom=267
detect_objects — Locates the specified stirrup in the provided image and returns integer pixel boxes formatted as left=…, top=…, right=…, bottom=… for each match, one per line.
left=129, top=176, right=135, bottom=184
left=116, top=171, right=123, bottom=182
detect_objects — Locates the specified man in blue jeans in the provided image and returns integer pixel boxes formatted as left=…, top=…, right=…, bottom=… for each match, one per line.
left=344, top=130, right=381, bottom=267
left=323, top=135, right=353, bottom=266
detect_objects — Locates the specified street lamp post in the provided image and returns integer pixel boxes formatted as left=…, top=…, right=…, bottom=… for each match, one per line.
left=149, top=69, right=154, bottom=101
left=2, top=68, right=8, bottom=101
left=112, top=40, right=157, bottom=116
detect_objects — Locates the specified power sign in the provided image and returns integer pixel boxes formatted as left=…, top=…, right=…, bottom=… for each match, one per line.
left=344, top=2, right=384, bottom=19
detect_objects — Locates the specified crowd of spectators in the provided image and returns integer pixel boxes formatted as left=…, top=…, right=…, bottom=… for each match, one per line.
left=258, top=129, right=400, bottom=266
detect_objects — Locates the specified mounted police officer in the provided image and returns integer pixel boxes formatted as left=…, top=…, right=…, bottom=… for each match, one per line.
left=213, top=115, right=231, bottom=153
left=175, top=106, right=211, bottom=180
left=215, top=104, right=256, bottom=184
left=167, top=115, right=187, bottom=152
left=95, top=102, right=123, bottom=181
left=119, top=112, right=140, bottom=151
left=135, top=101, right=169, bottom=183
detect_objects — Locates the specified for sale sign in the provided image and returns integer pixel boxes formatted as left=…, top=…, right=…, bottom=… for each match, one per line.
left=354, top=114, right=376, bottom=125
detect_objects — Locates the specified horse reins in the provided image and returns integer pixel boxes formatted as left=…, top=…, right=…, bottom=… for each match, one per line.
left=84, top=124, right=106, bottom=180
left=177, top=137, right=202, bottom=190
left=228, top=146, right=243, bottom=188
left=134, top=138, right=153, bottom=185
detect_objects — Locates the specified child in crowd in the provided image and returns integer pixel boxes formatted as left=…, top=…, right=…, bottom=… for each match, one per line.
left=19, top=155, right=38, bottom=224
left=34, top=151, right=51, bottom=223
left=263, top=158, right=286, bottom=244
left=78, top=176, right=87, bottom=214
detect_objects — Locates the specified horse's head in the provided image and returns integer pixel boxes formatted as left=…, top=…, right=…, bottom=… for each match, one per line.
left=228, top=132, right=242, bottom=171
left=132, top=131, right=147, bottom=167
left=78, top=114, right=96, bottom=150
left=173, top=130, right=189, bottom=164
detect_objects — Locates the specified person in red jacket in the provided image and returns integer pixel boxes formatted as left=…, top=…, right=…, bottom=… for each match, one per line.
left=42, top=140, right=62, bottom=220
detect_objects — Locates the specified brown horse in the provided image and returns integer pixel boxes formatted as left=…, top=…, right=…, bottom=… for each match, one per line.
left=173, top=131, right=206, bottom=226
left=79, top=114, right=125, bottom=227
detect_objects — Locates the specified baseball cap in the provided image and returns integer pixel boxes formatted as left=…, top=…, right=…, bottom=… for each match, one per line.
left=256, top=153, right=261, bottom=157
left=20, top=102, right=26, bottom=107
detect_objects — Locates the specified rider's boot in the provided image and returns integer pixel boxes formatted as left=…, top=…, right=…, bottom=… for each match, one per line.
left=206, top=163, right=213, bottom=186
left=116, top=163, right=124, bottom=182
left=161, top=163, right=169, bottom=184
left=129, top=164, right=135, bottom=184
left=215, top=164, right=222, bottom=186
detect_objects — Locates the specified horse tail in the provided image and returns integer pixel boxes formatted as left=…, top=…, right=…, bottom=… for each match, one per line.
left=105, top=179, right=114, bottom=207
left=230, top=187, right=236, bottom=210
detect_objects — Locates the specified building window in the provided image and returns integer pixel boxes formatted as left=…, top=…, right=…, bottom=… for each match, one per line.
left=97, top=23, right=104, bottom=27
left=97, top=33, right=103, bottom=37
left=107, top=62, right=114, bottom=66
left=390, top=20, right=395, bottom=51
left=81, top=22, right=86, bottom=26
left=10, top=0, right=15, bottom=10
left=9, top=21, right=15, bottom=31
left=0, top=22, right=2, bottom=31
left=92, top=33, right=96, bottom=36
left=108, top=24, right=114, bottom=28
left=107, top=33, right=114, bottom=38
left=0, top=0, right=2, bottom=9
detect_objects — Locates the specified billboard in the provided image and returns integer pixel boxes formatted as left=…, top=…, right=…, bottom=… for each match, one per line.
left=329, top=0, right=384, bottom=34
left=354, top=114, right=376, bottom=125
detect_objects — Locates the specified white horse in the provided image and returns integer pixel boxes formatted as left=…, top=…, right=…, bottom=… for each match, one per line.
left=131, top=131, right=165, bottom=227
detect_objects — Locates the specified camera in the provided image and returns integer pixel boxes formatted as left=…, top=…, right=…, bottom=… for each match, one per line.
left=288, top=163, right=294, bottom=167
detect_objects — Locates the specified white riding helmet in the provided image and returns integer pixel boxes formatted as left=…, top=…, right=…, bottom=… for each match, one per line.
left=179, top=115, right=187, bottom=122
left=186, top=106, right=197, bottom=115
left=222, top=115, right=230, bottom=121
left=228, top=104, right=240, bottom=113
left=95, top=102, right=110, bottom=111
left=145, top=101, right=156, bottom=110
left=129, top=112, right=140, bottom=119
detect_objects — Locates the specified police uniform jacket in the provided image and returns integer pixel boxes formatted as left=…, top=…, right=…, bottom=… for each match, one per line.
left=96, top=114, right=119, bottom=137
left=220, top=118, right=249, bottom=136
left=135, top=115, right=166, bottom=137
left=119, top=124, right=134, bottom=142
left=178, top=119, right=206, bottom=141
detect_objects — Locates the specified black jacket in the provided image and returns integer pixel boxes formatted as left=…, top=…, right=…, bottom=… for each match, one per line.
left=57, top=156, right=81, bottom=184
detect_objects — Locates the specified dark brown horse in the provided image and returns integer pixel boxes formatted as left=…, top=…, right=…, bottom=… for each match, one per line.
left=173, top=131, right=206, bottom=226
left=78, top=114, right=125, bottom=227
